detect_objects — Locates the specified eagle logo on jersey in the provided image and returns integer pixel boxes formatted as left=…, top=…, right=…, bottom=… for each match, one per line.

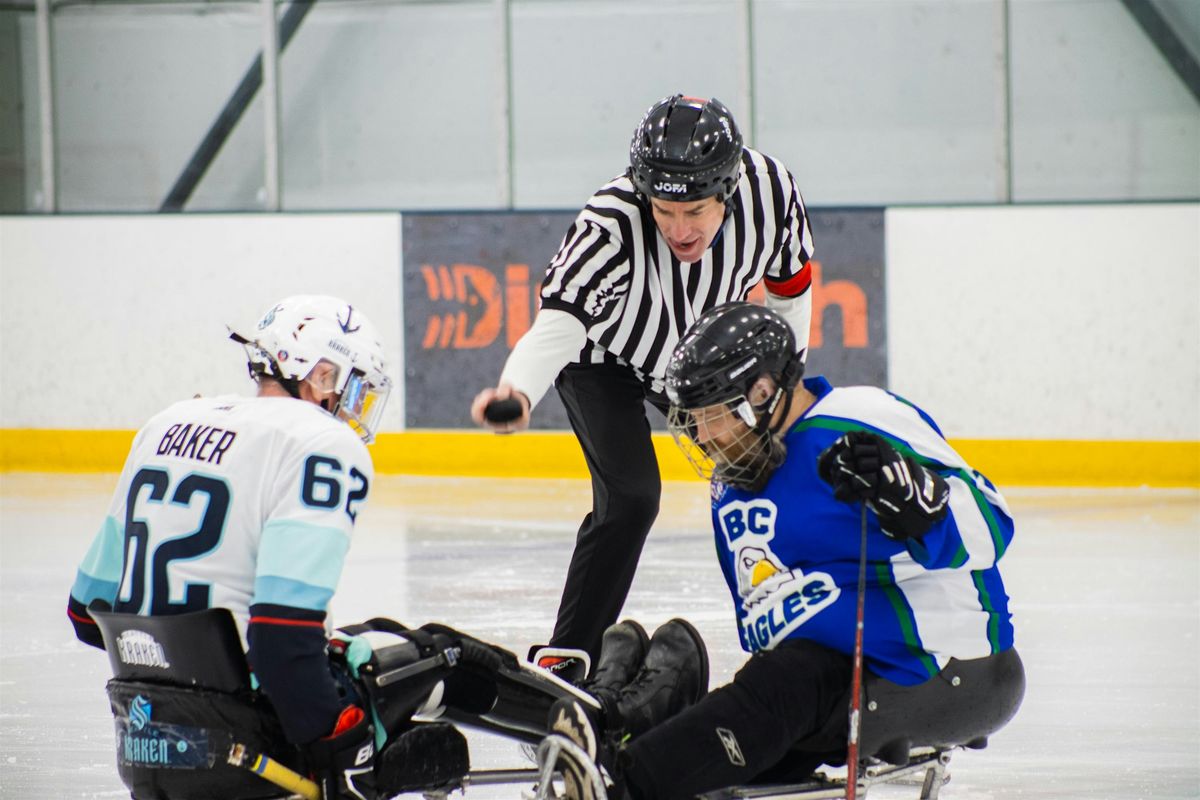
left=737, top=546, right=794, bottom=608
left=717, top=498, right=840, bottom=652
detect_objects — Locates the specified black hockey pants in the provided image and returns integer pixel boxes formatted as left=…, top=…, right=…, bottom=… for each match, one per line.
left=551, top=362, right=669, bottom=661
left=615, top=640, right=1026, bottom=800
left=617, top=638, right=851, bottom=800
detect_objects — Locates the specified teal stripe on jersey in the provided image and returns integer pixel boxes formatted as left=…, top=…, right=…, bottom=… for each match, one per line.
left=874, top=562, right=939, bottom=679
left=257, top=519, right=350, bottom=595
left=71, top=571, right=119, bottom=606
left=253, top=575, right=335, bottom=611
left=73, top=516, right=124, bottom=602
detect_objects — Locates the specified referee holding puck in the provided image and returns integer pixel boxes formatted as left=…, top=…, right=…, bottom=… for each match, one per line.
left=471, top=94, right=815, bottom=680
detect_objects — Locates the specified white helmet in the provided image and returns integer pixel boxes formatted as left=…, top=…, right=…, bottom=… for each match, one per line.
left=229, top=295, right=392, bottom=444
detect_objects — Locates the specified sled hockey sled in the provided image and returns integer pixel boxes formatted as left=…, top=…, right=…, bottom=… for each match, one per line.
left=528, top=735, right=959, bottom=800
left=88, top=607, right=1020, bottom=800
left=88, top=606, right=587, bottom=799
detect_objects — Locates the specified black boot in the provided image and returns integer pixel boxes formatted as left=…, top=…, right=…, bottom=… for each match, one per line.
left=582, top=620, right=650, bottom=702
left=607, top=618, right=709, bottom=739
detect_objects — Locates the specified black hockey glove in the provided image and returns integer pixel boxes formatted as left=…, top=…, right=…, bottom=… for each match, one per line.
left=817, top=431, right=950, bottom=541
left=305, top=706, right=379, bottom=800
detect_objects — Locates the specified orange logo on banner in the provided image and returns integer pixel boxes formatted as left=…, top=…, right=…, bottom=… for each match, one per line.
left=420, top=264, right=505, bottom=349
left=423, top=259, right=867, bottom=350
left=748, top=260, right=867, bottom=348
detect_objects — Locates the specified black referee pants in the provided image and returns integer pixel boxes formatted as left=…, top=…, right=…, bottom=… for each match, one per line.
left=551, top=362, right=669, bottom=661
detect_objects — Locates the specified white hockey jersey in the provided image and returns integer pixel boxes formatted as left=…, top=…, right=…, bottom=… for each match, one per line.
left=70, top=395, right=374, bottom=642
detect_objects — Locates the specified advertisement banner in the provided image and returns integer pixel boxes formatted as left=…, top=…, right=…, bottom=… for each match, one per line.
left=402, top=209, right=885, bottom=429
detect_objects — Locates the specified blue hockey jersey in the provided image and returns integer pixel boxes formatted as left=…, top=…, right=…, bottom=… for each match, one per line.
left=711, top=377, right=1015, bottom=687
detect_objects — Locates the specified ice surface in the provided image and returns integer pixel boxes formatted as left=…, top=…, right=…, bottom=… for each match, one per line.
left=2, top=474, right=1197, bottom=799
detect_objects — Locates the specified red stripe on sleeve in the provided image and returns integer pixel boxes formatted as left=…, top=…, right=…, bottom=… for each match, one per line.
left=249, top=615, right=326, bottom=630
left=764, top=263, right=812, bottom=297
left=67, top=607, right=96, bottom=626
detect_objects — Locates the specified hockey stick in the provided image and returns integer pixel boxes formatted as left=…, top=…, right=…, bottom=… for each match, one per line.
left=844, top=503, right=868, bottom=800
left=228, top=742, right=321, bottom=800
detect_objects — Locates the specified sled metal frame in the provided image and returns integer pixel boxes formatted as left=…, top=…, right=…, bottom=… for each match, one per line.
left=417, top=767, right=561, bottom=800
left=698, top=748, right=953, bottom=800
left=383, top=738, right=953, bottom=800
left=404, top=738, right=580, bottom=800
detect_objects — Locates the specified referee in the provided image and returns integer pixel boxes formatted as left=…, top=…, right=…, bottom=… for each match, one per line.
left=471, top=94, right=814, bottom=678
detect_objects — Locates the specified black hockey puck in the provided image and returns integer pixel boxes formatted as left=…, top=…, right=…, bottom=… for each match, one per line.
left=483, top=397, right=523, bottom=423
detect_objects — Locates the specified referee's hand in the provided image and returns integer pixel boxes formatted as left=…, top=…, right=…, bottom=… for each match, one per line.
left=471, top=383, right=531, bottom=433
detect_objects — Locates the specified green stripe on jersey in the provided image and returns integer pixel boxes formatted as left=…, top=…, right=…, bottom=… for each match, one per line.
left=946, top=468, right=1008, bottom=560
left=795, top=416, right=1007, bottom=562
left=972, top=570, right=1001, bottom=654
left=874, top=562, right=939, bottom=680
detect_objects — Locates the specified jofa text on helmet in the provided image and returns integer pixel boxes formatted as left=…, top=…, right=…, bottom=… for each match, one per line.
left=653, top=182, right=689, bottom=194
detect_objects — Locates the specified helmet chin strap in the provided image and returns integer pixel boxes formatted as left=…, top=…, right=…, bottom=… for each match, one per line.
left=753, top=383, right=795, bottom=439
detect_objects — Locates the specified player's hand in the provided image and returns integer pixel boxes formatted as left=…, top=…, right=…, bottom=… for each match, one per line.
left=817, top=431, right=950, bottom=540
left=305, top=706, right=379, bottom=800
left=470, top=383, right=531, bottom=433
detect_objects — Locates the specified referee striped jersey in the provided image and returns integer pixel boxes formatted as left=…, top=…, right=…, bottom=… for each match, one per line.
left=540, top=147, right=814, bottom=394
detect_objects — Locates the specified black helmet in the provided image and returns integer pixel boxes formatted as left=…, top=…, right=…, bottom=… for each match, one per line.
left=666, top=302, right=802, bottom=411
left=665, top=302, right=804, bottom=491
left=628, top=94, right=744, bottom=204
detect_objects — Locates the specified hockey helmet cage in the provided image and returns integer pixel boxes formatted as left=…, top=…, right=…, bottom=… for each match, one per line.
left=665, top=302, right=803, bottom=490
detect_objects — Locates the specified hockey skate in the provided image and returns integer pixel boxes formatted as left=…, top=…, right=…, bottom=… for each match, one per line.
left=534, top=731, right=609, bottom=800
